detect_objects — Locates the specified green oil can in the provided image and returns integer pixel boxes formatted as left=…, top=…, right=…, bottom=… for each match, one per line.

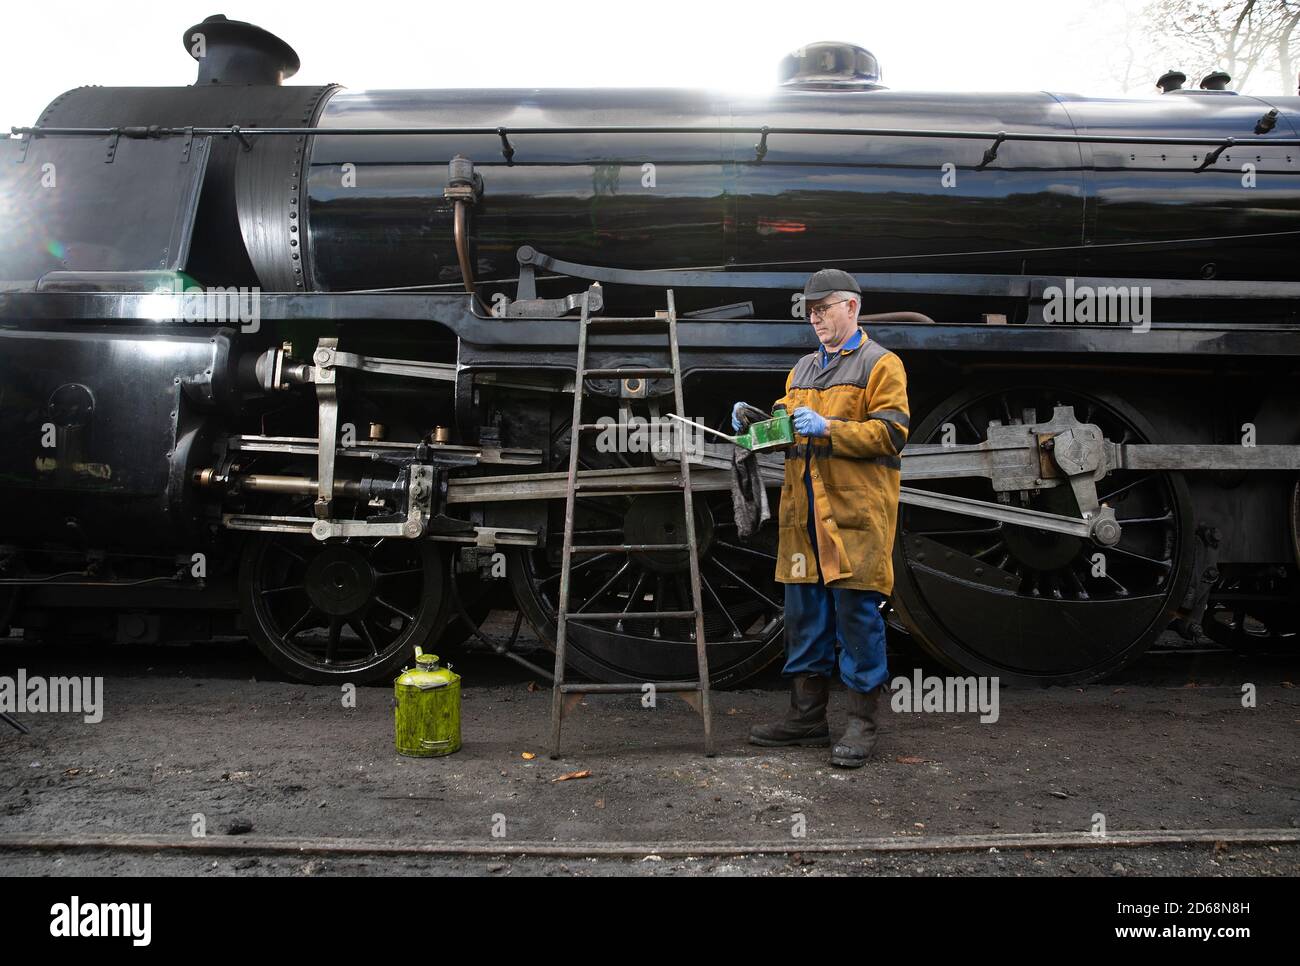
left=734, top=409, right=794, bottom=452
left=666, top=407, right=794, bottom=453
left=394, top=647, right=462, bottom=757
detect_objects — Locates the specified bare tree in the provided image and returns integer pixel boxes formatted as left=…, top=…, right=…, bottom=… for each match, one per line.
left=1279, top=1, right=1300, bottom=92
left=1117, top=0, right=1300, bottom=94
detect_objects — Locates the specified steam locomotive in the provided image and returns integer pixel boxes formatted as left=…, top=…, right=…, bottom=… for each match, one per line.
left=2, top=15, right=1298, bottom=688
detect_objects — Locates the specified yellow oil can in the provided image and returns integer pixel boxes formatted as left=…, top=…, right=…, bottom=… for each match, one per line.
left=393, top=647, right=462, bottom=757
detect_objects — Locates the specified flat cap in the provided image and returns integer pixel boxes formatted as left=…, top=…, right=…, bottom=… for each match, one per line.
left=803, top=268, right=861, bottom=302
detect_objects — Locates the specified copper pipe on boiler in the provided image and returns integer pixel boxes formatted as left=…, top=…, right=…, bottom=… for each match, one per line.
left=453, top=200, right=475, bottom=296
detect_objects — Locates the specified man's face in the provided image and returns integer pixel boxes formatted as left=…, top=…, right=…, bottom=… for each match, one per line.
left=807, top=294, right=859, bottom=348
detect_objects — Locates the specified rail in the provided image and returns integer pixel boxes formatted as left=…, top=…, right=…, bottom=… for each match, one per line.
left=1, top=827, right=1296, bottom=859
left=9, top=122, right=1300, bottom=170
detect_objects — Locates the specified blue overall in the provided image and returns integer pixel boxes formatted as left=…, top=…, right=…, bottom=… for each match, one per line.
left=782, top=329, right=890, bottom=694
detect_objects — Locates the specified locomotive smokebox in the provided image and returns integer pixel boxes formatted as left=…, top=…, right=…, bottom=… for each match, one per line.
left=779, top=41, right=883, bottom=90
left=184, top=14, right=300, bottom=86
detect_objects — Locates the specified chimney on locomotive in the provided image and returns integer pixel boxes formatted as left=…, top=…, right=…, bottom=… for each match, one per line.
left=184, top=14, right=301, bottom=85
left=779, top=41, right=884, bottom=90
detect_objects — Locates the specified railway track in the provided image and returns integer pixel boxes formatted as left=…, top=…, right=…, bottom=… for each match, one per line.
left=2, top=828, right=1297, bottom=860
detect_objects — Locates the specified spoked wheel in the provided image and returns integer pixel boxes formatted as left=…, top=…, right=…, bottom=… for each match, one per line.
left=508, top=410, right=785, bottom=688
left=238, top=533, right=446, bottom=684
left=1203, top=570, right=1299, bottom=654
left=891, top=385, right=1194, bottom=686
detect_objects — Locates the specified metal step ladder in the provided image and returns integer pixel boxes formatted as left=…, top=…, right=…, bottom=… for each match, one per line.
left=550, top=290, right=714, bottom=757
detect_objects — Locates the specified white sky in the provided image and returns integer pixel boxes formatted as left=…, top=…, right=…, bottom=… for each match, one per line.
left=0, top=0, right=1289, bottom=127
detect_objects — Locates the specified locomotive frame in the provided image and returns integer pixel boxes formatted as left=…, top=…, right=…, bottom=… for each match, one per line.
left=4, top=252, right=1299, bottom=687
left=3, top=19, right=1300, bottom=689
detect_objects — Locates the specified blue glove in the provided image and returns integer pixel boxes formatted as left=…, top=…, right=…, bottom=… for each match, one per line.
left=731, top=401, right=748, bottom=433
left=792, top=406, right=829, bottom=438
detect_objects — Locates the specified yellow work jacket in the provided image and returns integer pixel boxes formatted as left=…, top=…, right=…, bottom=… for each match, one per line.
left=773, top=327, right=909, bottom=593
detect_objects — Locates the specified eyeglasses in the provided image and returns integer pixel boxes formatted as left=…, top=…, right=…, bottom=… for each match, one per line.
left=808, top=298, right=850, bottom=320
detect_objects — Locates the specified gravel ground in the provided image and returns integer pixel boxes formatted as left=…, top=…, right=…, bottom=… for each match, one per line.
left=2, top=618, right=1297, bottom=876
left=11, top=844, right=1300, bottom=876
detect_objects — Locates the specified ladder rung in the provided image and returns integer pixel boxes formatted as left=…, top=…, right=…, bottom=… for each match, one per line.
left=559, top=682, right=703, bottom=694
left=576, top=422, right=685, bottom=431
left=569, top=542, right=690, bottom=554
left=585, top=315, right=668, bottom=323
left=575, top=491, right=684, bottom=500
left=565, top=610, right=700, bottom=621
left=574, top=478, right=683, bottom=492
left=585, top=316, right=670, bottom=329
left=581, top=367, right=675, bottom=379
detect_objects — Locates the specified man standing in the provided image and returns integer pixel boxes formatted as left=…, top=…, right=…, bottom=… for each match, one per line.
left=733, top=269, right=909, bottom=768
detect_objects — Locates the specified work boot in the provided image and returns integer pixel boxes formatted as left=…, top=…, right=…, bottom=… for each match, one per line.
left=748, top=674, right=830, bottom=746
left=830, top=686, right=880, bottom=768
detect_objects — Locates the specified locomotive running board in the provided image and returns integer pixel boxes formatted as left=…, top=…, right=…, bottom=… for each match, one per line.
left=514, top=245, right=1300, bottom=303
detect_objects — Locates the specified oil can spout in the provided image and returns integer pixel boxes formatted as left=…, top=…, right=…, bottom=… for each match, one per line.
left=666, top=412, right=794, bottom=452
